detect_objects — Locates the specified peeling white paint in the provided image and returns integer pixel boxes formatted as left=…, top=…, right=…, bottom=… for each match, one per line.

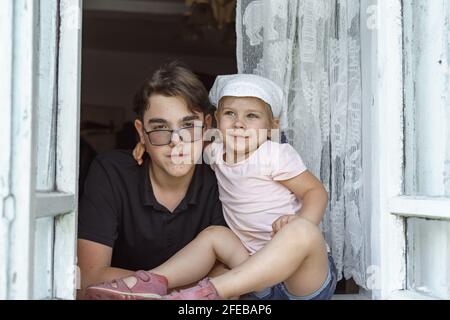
left=32, top=0, right=60, bottom=299
left=0, top=0, right=13, bottom=301
left=53, top=0, right=82, bottom=300
left=370, top=0, right=406, bottom=300
left=36, top=0, right=59, bottom=192
left=405, top=0, right=449, bottom=196
left=403, top=0, right=450, bottom=300
left=1, top=0, right=82, bottom=300
left=368, top=0, right=450, bottom=300
left=9, top=0, right=38, bottom=300
left=33, top=217, right=54, bottom=299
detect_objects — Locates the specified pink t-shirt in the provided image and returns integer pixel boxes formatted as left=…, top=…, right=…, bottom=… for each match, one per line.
left=206, top=140, right=307, bottom=254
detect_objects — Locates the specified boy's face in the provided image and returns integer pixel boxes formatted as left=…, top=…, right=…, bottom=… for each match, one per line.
left=215, top=96, right=278, bottom=158
left=134, top=94, right=205, bottom=178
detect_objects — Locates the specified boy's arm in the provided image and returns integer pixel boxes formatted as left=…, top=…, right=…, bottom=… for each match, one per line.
left=278, top=170, right=328, bottom=225
left=76, top=239, right=135, bottom=299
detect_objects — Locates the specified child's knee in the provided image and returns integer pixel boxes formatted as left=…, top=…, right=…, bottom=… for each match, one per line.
left=201, top=225, right=235, bottom=239
left=288, top=218, right=325, bottom=248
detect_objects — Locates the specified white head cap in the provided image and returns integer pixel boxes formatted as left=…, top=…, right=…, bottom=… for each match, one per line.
left=209, top=74, right=283, bottom=118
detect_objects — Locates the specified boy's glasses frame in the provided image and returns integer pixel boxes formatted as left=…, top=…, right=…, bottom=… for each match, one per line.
left=144, top=125, right=204, bottom=146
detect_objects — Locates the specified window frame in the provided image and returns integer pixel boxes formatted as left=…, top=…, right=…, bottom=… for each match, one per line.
left=371, top=0, right=450, bottom=300
left=0, top=0, right=14, bottom=301
left=0, top=0, right=82, bottom=300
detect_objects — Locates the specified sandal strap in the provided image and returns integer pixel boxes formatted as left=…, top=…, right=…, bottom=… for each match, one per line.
left=135, top=270, right=151, bottom=282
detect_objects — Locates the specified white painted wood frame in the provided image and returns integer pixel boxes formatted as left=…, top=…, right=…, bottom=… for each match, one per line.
left=33, top=0, right=60, bottom=299
left=370, top=0, right=407, bottom=300
left=372, top=0, right=450, bottom=300
left=0, top=0, right=82, bottom=300
left=400, top=0, right=450, bottom=299
left=0, top=0, right=14, bottom=301
left=389, top=197, right=450, bottom=220
left=7, top=0, right=39, bottom=300
left=53, top=0, right=82, bottom=300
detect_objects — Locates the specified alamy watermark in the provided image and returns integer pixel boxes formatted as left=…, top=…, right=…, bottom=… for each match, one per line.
left=165, top=128, right=293, bottom=166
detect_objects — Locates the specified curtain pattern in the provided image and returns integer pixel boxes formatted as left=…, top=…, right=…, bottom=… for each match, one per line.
left=236, top=0, right=367, bottom=287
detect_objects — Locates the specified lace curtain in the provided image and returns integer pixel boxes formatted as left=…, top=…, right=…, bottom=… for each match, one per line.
left=236, top=0, right=368, bottom=288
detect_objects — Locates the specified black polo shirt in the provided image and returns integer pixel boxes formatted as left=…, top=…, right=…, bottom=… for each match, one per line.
left=78, top=150, right=226, bottom=271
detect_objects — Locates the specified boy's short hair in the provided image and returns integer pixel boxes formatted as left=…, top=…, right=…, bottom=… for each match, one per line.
left=133, top=61, right=212, bottom=119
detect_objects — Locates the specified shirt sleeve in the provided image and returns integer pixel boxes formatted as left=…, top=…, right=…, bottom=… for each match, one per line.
left=270, top=142, right=307, bottom=181
left=78, top=157, right=121, bottom=248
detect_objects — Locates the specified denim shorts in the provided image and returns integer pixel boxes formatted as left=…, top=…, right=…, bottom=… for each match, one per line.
left=240, top=254, right=337, bottom=300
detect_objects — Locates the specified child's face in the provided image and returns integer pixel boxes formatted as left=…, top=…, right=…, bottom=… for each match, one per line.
left=215, top=96, right=278, bottom=157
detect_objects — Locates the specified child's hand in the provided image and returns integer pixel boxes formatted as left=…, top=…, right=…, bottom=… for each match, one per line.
left=132, top=142, right=146, bottom=166
left=271, top=214, right=298, bottom=237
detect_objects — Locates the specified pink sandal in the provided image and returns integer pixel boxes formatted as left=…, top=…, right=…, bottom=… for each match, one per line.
left=85, top=271, right=168, bottom=300
left=163, top=278, right=221, bottom=300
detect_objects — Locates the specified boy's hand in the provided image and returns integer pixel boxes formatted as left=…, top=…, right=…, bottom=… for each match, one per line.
left=271, top=214, right=298, bottom=237
left=132, top=142, right=145, bottom=166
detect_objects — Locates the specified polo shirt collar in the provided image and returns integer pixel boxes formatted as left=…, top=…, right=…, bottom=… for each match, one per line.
left=140, top=156, right=159, bottom=207
left=185, top=164, right=202, bottom=206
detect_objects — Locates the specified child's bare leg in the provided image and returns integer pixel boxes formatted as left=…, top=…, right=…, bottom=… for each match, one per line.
left=150, top=226, right=249, bottom=289
left=210, top=218, right=330, bottom=299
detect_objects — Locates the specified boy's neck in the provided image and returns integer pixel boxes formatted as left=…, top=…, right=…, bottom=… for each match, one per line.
left=148, top=162, right=195, bottom=193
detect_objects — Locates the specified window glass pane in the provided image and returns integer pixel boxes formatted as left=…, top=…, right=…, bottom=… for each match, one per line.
left=407, top=218, right=450, bottom=299
left=403, top=0, right=450, bottom=197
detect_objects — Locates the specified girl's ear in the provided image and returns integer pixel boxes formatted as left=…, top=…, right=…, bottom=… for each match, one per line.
left=134, top=119, right=146, bottom=145
left=272, top=118, right=280, bottom=129
left=268, top=117, right=281, bottom=141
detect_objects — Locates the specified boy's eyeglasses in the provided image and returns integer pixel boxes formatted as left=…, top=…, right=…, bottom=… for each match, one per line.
left=145, top=126, right=204, bottom=146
